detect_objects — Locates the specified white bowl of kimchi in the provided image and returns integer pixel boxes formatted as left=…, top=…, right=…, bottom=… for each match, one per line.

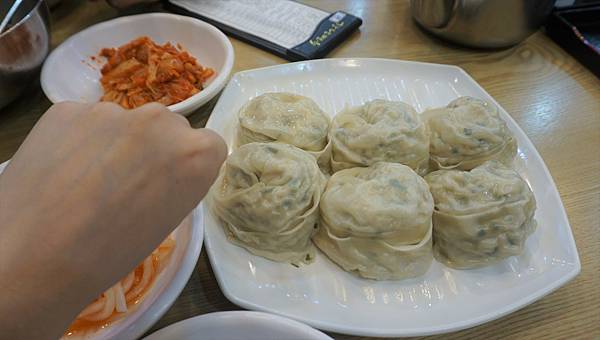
left=62, top=207, right=204, bottom=340
left=41, top=13, right=234, bottom=116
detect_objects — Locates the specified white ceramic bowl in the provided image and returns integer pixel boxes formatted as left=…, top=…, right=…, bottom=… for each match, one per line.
left=144, top=311, right=333, bottom=340
left=41, top=13, right=234, bottom=116
left=99, top=208, right=205, bottom=340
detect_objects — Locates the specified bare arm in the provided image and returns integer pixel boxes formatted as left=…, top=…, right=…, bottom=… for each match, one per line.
left=0, top=102, right=226, bottom=339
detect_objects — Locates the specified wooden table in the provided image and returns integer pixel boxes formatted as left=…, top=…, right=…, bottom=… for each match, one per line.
left=1, top=1, right=598, bottom=339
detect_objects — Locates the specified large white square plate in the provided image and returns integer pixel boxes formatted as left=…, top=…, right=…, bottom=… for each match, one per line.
left=201, top=58, right=580, bottom=337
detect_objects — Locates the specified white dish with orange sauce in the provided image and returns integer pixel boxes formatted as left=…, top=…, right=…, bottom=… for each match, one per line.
left=40, top=13, right=234, bottom=116
left=0, top=161, right=205, bottom=340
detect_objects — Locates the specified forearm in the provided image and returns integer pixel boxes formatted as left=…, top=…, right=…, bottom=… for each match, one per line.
left=0, top=102, right=226, bottom=339
left=0, top=162, right=123, bottom=338
left=0, top=211, right=95, bottom=339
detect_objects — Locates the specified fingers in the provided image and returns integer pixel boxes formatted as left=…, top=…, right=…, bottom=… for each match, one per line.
left=132, top=103, right=227, bottom=198
left=115, top=101, right=227, bottom=197
left=42, top=101, right=94, bottom=121
left=131, top=102, right=191, bottom=127
left=189, top=128, right=228, bottom=172
left=43, top=101, right=226, bottom=202
left=48, top=101, right=189, bottom=128
left=185, top=128, right=227, bottom=174
left=178, top=128, right=228, bottom=200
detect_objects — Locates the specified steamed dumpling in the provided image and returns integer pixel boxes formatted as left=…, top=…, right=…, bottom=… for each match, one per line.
left=425, top=160, right=536, bottom=269
left=210, top=142, right=327, bottom=265
left=423, top=96, right=517, bottom=170
left=237, top=92, right=331, bottom=170
left=314, top=162, right=434, bottom=280
left=329, top=100, right=429, bottom=174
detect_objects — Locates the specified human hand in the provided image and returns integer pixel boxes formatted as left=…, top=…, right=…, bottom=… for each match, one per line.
left=0, top=102, right=226, bottom=339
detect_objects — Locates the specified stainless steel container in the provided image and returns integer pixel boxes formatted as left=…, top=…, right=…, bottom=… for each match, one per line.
left=411, top=0, right=556, bottom=48
left=0, top=0, right=50, bottom=109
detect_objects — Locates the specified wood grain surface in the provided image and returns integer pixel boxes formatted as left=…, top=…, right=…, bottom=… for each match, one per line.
left=0, top=1, right=598, bottom=339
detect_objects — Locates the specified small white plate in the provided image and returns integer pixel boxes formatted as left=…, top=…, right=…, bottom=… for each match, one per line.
left=144, top=311, right=333, bottom=340
left=41, top=13, right=234, bottom=116
left=0, top=161, right=204, bottom=340
left=201, top=58, right=581, bottom=337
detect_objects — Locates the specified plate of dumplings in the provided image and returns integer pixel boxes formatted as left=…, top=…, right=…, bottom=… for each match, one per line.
left=199, top=58, right=580, bottom=337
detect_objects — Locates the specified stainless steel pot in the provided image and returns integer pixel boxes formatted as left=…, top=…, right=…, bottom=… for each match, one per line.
left=411, top=0, right=556, bottom=48
left=0, top=0, right=50, bottom=109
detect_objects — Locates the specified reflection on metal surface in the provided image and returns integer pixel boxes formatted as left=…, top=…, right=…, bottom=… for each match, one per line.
left=410, top=0, right=555, bottom=48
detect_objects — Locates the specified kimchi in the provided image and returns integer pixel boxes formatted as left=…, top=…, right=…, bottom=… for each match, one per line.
left=99, top=36, right=214, bottom=109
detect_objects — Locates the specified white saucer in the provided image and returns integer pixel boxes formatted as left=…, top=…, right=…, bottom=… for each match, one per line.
left=144, top=311, right=332, bottom=340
